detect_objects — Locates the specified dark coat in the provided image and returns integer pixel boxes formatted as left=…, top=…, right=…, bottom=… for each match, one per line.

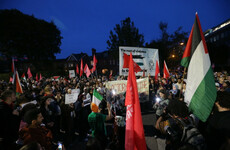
left=0, top=101, right=20, bottom=149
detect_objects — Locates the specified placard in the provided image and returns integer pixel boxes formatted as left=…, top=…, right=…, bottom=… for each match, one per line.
left=65, top=93, right=79, bottom=104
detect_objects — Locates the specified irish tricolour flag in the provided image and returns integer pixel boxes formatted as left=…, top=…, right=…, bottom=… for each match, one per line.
left=182, top=13, right=216, bottom=122
left=92, top=89, right=103, bottom=110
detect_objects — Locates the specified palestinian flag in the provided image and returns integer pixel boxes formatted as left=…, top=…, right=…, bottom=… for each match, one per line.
left=183, top=13, right=216, bottom=122
left=21, top=73, right=26, bottom=81
left=53, top=76, right=60, bottom=80
left=16, top=71, right=23, bottom=94
left=163, top=60, right=170, bottom=79
left=91, top=89, right=103, bottom=112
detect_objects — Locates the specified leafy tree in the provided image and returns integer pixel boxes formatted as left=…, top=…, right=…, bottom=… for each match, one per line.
left=107, top=17, right=144, bottom=58
left=146, top=22, right=188, bottom=70
left=0, top=9, right=62, bottom=60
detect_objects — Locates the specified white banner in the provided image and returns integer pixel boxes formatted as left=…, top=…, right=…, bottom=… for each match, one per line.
left=72, top=89, right=80, bottom=94
left=105, top=77, right=149, bottom=102
left=83, top=98, right=91, bottom=107
left=20, top=100, right=37, bottom=108
left=69, top=70, right=75, bottom=78
left=65, top=93, right=79, bottom=104
left=119, top=46, right=159, bottom=76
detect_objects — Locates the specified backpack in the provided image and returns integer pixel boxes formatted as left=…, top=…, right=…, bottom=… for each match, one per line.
left=176, top=117, right=206, bottom=150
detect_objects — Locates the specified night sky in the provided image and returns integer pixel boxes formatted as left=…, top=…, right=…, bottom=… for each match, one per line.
left=1, top=0, right=230, bottom=59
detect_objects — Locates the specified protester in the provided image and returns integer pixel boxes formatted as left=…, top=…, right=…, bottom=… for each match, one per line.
left=155, top=99, right=205, bottom=150
left=88, top=101, right=113, bottom=149
left=206, top=91, right=230, bottom=150
left=153, top=89, right=170, bottom=119
left=0, top=90, right=21, bottom=150
left=0, top=69, right=228, bottom=150
left=19, top=108, right=53, bottom=150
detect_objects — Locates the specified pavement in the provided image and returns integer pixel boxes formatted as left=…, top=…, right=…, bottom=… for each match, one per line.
left=141, top=101, right=166, bottom=150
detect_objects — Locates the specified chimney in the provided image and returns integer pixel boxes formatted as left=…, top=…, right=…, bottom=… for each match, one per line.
left=92, top=48, right=96, bottom=56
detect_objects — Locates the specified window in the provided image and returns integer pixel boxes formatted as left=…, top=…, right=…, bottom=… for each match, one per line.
left=68, top=63, right=73, bottom=67
left=216, top=35, right=219, bottom=41
left=210, top=38, right=213, bottom=43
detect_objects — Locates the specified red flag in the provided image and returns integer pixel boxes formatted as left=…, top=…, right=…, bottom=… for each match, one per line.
left=40, top=73, right=42, bottom=81
left=16, top=71, right=23, bottom=94
left=36, top=73, right=38, bottom=82
left=123, top=53, right=142, bottom=73
left=84, top=64, right=89, bottom=73
left=92, top=54, right=97, bottom=73
left=27, top=67, right=33, bottom=79
left=76, top=64, right=79, bottom=74
left=125, top=53, right=147, bottom=150
left=155, top=60, right=160, bottom=81
left=181, top=25, right=194, bottom=67
left=123, top=53, right=130, bottom=68
left=163, top=60, right=170, bottom=79
left=80, top=59, right=83, bottom=77
left=109, top=70, right=113, bottom=79
left=21, top=73, right=25, bottom=79
left=85, top=65, right=91, bottom=78
left=9, top=77, right=13, bottom=83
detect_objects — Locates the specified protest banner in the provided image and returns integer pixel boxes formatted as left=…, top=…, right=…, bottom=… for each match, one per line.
left=105, top=77, right=149, bottom=102
left=65, top=93, right=79, bottom=104
left=72, top=89, right=80, bottom=94
left=21, top=100, right=37, bottom=108
left=119, top=46, right=159, bottom=76
left=69, top=70, right=76, bottom=78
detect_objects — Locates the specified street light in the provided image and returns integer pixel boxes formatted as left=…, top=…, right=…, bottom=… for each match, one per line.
left=180, top=42, right=184, bottom=46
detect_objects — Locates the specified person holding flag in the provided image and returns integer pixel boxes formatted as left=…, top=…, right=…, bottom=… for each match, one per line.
left=88, top=89, right=113, bottom=149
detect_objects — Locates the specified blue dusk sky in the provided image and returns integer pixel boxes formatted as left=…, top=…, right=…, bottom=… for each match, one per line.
left=1, top=0, right=230, bottom=59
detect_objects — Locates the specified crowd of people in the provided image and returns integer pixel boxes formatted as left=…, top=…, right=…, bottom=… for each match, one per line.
left=0, top=69, right=229, bottom=150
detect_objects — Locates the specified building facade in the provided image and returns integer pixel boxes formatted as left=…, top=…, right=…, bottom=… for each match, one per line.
left=204, top=19, right=230, bottom=70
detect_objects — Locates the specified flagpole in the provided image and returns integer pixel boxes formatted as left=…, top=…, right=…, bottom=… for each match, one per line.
left=179, top=67, right=187, bottom=99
